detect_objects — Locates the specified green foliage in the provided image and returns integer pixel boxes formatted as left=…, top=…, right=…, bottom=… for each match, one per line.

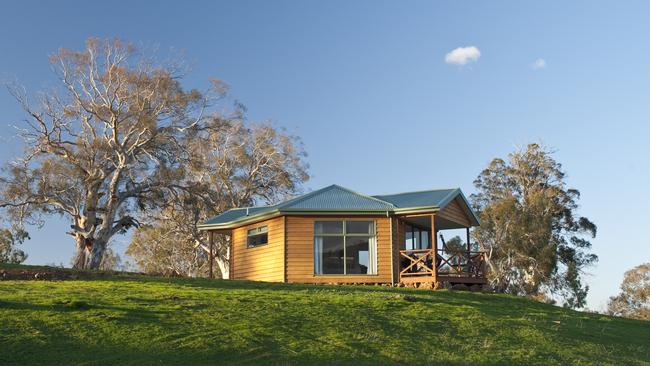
left=442, top=235, right=470, bottom=255
left=0, top=228, right=28, bottom=264
left=0, top=266, right=648, bottom=365
left=471, top=144, right=597, bottom=308
left=608, top=263, right=650, bottom=320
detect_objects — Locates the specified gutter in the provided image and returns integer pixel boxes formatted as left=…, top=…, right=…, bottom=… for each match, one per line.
left=198, top=209, right=396, bottom=231
left=392, top=206, right=440, bottom=215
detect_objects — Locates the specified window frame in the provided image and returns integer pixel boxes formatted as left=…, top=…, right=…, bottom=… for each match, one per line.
left=246, top=225, right=269, bottom=248
left=313, top=220, right=377, bottom=276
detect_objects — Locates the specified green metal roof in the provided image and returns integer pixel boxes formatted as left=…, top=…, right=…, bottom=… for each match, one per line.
left=200, top=184, right=479, bottom=229
left=202, top=206, right=276, bottom=226
left=374, top=188, right=480, bottom=225
left=282, top=185, right=394, bottom=210
left=373, top=188, right=459, bottom=209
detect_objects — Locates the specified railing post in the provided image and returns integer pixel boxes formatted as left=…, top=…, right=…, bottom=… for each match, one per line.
left=482, top=252, right=487, bottom=276
left=431, top=214, right=437, bottom=283
left=466, top=227, right=471, bottom=273
left=209, top=230, right=214, bottom=279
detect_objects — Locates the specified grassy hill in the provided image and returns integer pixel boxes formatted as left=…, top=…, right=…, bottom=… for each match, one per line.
left=0, top=265, right=648, bottom=365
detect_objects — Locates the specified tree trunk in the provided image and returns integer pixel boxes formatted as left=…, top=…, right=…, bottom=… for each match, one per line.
left=72, top=235, right=90, bottom=269
left=88, top=239, right=107, bottom=269
left=216, top=256, right=229, bottom=279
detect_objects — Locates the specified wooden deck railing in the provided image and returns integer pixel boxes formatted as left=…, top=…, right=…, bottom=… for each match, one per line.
left=436, top=249, right=486, bottom=278
left=399, top=249, right=435, bottom=277
left=399, top=248, right=486, bottom=280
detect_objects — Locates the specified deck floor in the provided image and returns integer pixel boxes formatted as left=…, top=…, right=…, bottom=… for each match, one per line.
left=400, top=275, right=486, bottom=285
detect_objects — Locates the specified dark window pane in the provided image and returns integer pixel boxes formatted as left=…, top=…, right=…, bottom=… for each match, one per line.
left=247, top=233, right=268, bottom=247
left=414, top=229, right=421, bottom=249
left=314, top=221, right=343, bottom=235
left=346, top=221, right=374, bottom=234
left=346, top=236, right=371, bottom=274
left=321, top=236, right=344, bottom=274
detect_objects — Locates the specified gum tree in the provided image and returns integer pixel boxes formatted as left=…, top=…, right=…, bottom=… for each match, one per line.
left=471, top=143, right=597, bottom=308
left=608, top=263, right=650, bottom=320
left=0, top=38, right=219, bottom=269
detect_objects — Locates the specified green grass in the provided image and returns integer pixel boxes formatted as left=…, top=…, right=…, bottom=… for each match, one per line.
left=1, top=267, right=648, bottom=365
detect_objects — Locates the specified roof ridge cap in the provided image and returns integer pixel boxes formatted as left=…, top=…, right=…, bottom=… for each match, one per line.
left=373, top=187, right=460, bottom=197
left=277, top=185, right=338, bottom=209
left=279, top=184, right=395, bottom=209
left=330, top=185, right=395, bottom=208
left=437, top=188, right=462, bottom=208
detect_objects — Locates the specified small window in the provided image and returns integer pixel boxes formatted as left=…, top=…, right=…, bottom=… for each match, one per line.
left=247, top=225, right=268, bottom=248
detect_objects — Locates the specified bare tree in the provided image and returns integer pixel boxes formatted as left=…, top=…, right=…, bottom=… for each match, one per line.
left=128, top=117, right=309, bottom=278
left=0, top=38, right=221, bottom=269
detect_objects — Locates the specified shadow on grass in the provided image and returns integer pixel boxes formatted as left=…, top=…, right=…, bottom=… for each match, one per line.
left=1, top=307, right=481, bottom=366
left=0, top=297, right=182, bottom=328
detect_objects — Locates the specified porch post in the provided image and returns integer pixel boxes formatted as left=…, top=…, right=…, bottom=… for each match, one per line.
left=209, top=230, right=214, bottom=279
left=466, top=227, right=471, bottom=254
left=431, top=214, right=437, bottom=282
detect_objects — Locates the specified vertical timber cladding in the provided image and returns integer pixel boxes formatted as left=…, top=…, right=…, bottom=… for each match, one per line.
left=231, top=216, right=285, bottom=282
left=285, top=216, right=392, bottom=284
left=391, top=217, right=405, bottom=284
left=438, top=197, right=472, bottom=227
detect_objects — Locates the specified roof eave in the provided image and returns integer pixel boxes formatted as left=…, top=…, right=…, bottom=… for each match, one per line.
left=198, top=209, right=282, bottom=231
left=198, top=208, right=394, bottom=230
left=392, top=206, right=440, bottom=215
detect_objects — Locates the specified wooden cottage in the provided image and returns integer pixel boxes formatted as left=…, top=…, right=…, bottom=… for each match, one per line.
left=199, top=185, right=485, bottom=287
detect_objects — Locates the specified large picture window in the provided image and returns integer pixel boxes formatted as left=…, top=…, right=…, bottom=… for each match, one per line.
left=314, top=220, right=376, bottom=275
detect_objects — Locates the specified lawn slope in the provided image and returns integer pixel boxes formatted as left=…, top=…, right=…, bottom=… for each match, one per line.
left=1, top=266, right=648, bottom=365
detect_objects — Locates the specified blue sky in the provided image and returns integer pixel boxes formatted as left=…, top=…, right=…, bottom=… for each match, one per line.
left=1, top=1, right=648, bottom=310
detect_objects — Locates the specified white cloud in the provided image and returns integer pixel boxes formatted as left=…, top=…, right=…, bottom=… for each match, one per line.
left=531, top=58, right=547, bottom=70
left=444, top=46, right=481, bottom=66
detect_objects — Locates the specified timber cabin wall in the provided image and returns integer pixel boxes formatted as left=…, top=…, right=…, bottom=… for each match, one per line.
left=285, top=216, right=392, bottom=284
left=231, top=216, right=285, bottom=282
left=391, top=218, right=406, bottom=283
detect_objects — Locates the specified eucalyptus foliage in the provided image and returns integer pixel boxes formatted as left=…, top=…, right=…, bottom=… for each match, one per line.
left=0, top=228, right=28, bottom=264
left=471, top=144, right=597, bottom=308
left=608, top=263, right=650, bottom=320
